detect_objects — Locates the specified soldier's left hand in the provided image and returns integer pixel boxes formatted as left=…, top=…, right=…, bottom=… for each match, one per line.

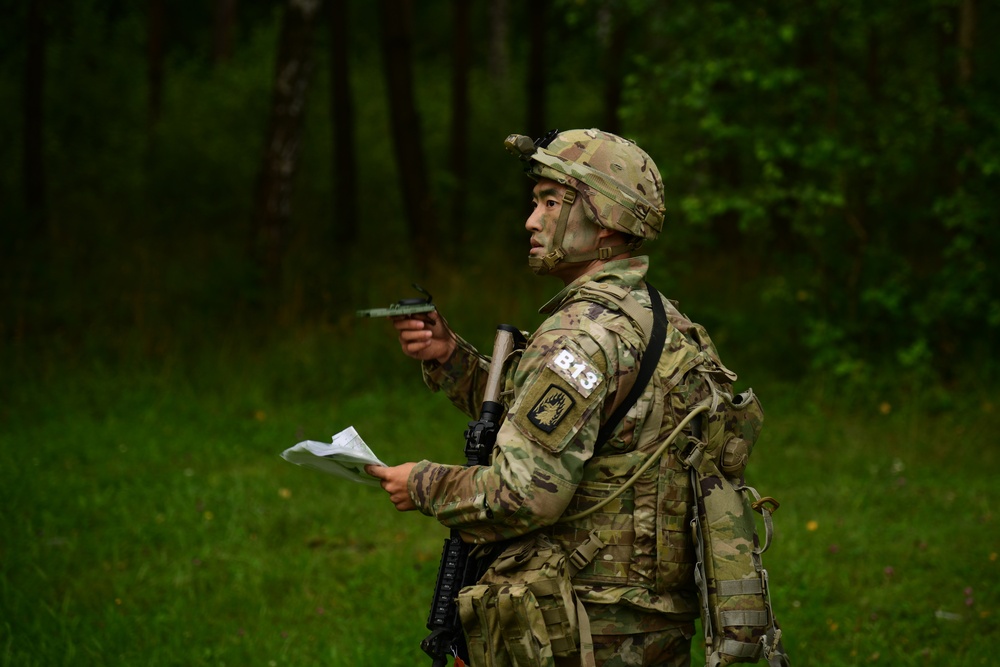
left=366, top=463, right=418, bottom=511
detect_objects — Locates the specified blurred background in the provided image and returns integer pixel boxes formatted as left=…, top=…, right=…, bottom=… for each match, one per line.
left=1, top=1, right=998, bottom=665
left=3, top=0, right=997, bottom=379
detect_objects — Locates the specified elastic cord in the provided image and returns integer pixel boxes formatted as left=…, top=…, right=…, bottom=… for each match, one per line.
left=561, top=403, right=709, bottom=522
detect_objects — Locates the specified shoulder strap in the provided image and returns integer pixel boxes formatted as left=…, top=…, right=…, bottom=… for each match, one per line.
left=594, top=281, right=666, bottom=452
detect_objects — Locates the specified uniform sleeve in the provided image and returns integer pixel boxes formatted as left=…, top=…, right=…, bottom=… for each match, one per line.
left=421, top=334, right=489, bottom=419
left=408, top=327, right=616, bottom=543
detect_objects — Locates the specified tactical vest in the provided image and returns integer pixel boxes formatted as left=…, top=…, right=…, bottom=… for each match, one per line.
left=540, top=282, right=728, bottom=599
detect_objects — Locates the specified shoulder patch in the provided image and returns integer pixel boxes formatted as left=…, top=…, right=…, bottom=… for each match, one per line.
left=527, top=385, right=576, bottom=433
left=546, top=340, right=604, bottom=398
left=510, top=333, right=609, bottom=454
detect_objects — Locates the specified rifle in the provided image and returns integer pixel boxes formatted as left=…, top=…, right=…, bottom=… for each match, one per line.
left=421, top=324, right=526, bottom=666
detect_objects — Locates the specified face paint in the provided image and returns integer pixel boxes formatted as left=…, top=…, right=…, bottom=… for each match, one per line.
left=526, top=179, right=604, bottom=279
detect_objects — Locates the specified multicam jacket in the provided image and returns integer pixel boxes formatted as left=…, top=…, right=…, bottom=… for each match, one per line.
left=408, top=256, right=723, bottom=629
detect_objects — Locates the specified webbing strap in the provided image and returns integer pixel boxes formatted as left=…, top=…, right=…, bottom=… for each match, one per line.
left=719, top=639, right=762, bottom=658
left=559, top=239, right=643, bottom=266
left=690, top=468, right=713, bottom=641
left=615, top=288, right=654, bottom=341
left=721, top=610, right=769, bottom=627
left=529, top=189, right=576, bottom=273
left=740, top=485, right=776, bottom=554
left=576, top=594, right=597, bottom=667
left=717, top=578, right=764, bottom=596
left=549, top=634, right=576, bottom=655
left=566, top=531, right=604, bottom=667
left=594, top=281, right=666, bottom=451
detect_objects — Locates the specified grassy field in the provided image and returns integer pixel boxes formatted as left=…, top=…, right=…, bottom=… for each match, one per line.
left=2, top=323, right=997, bottom=666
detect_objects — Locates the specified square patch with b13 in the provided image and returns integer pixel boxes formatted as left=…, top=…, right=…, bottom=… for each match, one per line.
left=544, top=338, right=604, bottom=399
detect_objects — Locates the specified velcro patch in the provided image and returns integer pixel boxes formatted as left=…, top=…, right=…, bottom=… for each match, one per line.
left=546, top=342, right=603, bottom=398
left=527, top=385, right=576, bottom=433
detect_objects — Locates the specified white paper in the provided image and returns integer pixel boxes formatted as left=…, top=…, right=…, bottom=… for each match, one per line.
left=281, top=426, right=386, bottom=486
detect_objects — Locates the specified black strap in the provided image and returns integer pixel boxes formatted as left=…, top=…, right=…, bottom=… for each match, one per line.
left=594, top=282, right=667, bottom=452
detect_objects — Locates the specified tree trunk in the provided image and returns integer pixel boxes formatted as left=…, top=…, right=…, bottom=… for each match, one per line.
left=329, top=0, right=357, bottom=244
left=147, top=0, right=165, bottom=128
left=251, top=0, right=323, bottom=292
left=378, top=0, right=435, bottom=265
left=488, top=0, right=510, bottom=89
left=954, top=0, right=975, bottom=179
left=213, top=0, right=237, bottom=65
left=600, top=3, right=630, bottom=135
left=450, top=0, right=470, bottom=242
left=23, top=0, right=47, bottom=236
left=958, top=0, right=975, bottom=86
left=865, top=27, right=881, bottom=102
left=526, top=0, right=547, bottom=138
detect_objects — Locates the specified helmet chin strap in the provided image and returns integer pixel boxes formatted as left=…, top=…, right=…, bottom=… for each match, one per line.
left=529, top=188, right=643, bottom=275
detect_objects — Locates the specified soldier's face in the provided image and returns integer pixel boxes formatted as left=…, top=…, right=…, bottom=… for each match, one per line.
left=526, top=178, right=601, bottom=273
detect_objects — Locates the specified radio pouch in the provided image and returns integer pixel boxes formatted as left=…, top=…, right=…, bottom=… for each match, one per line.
left=681, top=375, right=790, bottom=667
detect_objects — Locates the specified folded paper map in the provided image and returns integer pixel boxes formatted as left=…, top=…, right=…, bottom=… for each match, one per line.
left=281, top=426, right=386, bottom=486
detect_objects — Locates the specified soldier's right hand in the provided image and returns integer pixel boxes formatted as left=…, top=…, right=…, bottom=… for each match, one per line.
left=391, top=311, right=456, bottom=364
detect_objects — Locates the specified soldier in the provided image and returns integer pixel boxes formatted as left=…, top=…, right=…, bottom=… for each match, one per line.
left=367, top=128, right=727, bottom=666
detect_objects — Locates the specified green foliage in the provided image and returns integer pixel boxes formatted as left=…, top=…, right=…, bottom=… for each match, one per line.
left=620, top=0, right=1000, bottom=382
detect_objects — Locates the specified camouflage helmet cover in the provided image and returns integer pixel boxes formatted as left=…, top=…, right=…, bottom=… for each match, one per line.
left=506, top=128, right=665, bottom=241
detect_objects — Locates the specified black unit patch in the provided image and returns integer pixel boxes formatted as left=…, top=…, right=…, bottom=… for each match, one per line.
left=527, top=385, right=576, bottom=433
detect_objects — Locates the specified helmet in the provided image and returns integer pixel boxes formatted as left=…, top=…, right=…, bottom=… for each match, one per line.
left=505, top=128, right=665, bottom=241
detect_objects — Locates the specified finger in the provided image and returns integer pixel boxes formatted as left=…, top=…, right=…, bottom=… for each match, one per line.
left=391, top=317, right=426, bottom=332
left=399, top=329, right=433, bottom=342
left=401, top=338, right=432, bottom=354
left=401, top=341, right=432, bottom=355
left=365, top=464, right=387, bottom=479
left=394, top=498, right=415, bottom=512
left=413, top=312, right=438, bottom=327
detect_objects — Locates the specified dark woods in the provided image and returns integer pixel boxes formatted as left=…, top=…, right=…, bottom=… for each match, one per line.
left=2, top=0, right=998, bottom=383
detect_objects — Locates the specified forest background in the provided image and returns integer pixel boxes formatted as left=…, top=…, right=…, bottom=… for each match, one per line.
left=1, top=0, right=998, bottom=666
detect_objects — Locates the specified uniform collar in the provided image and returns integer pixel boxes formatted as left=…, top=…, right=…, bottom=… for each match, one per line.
left=538, top=256, right=650, bottom=315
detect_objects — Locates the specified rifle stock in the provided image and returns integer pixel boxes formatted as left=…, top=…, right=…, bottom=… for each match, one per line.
left=421, top=324, right=525, bottom=665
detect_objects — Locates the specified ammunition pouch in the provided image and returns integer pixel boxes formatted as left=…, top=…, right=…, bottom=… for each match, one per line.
left=457, top=532, right=605, bottom=667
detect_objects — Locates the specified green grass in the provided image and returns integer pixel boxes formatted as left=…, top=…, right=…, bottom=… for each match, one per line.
left=1, top=327, right=997, bottom=666
left=753, top=382, right=1000, bottom=665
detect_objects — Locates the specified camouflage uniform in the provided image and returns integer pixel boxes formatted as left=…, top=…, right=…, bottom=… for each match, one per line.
left=409, top=255, right=721, bottom=666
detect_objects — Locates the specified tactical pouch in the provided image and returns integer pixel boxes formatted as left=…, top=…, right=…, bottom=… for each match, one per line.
left=682, top=378, right=788, bottom=667
left=457, top=533, right=603, bottom=667
left=497, top=584, right=556, bottom=665
left=457, top=585, right=505, bottom=667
